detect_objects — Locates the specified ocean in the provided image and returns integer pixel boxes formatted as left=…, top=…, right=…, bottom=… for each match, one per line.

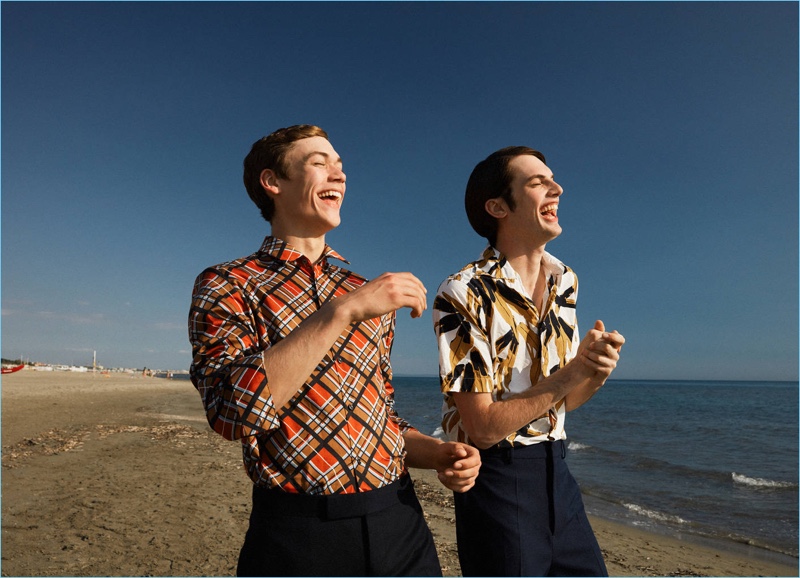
left=391, top=376, right=799, bottom=562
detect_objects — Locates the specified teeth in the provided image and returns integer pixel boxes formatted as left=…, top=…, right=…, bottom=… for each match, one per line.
left=318, top=191, right=342, bottom=200
left=540, top=204, right=558, bottom=215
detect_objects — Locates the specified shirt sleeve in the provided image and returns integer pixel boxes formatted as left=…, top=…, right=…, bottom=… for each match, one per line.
left=188, top=268, right=280, bottom=440
left=433, top=278, right=495, bottom=394
left=379, top=311, right=416, bottom=434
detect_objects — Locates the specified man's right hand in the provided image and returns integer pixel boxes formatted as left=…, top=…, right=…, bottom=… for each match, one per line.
left=577, top=320, right=625, bottom=380
left=258, top=271, right=426, bottom=410
left=337, top=272, right=428, bottom=321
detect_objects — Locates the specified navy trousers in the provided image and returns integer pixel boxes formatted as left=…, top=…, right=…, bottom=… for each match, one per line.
left=237, top=475, right=442, bottom=577
left=454, top=440, right=607, bottom=577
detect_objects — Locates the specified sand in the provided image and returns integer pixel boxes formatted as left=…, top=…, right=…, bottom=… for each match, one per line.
left=1, top=370, right=797, bottom=577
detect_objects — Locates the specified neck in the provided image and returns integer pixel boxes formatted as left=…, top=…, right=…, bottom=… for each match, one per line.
left=495, top=238, right=547, bottom=298
left=271, top=226, right=327, bottom=263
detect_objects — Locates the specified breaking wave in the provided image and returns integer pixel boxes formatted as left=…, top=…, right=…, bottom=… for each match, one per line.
left=732, top=472, right=797, bottom=489
left=568, top=441, right=590, bottom=451
left=623, top=502, right=688, bottom=525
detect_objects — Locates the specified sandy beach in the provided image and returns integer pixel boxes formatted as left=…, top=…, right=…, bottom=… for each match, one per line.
left=2, top=370, right=796, bottom=577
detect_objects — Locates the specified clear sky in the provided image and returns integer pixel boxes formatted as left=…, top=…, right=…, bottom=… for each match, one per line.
left=2, top=2, right=797, bottom=381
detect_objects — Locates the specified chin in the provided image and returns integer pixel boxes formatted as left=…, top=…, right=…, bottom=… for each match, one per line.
left=324, top=219, right=342, bottom=232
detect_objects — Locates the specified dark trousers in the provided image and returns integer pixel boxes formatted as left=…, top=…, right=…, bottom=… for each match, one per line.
left=237, top=475, right=442, bottom=577
left=454, top=440, right=608, bottom=577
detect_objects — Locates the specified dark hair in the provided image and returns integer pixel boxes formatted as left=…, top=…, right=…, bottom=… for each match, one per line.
left=243, top=125, right=329, bottom=222
left=464, top=146, right=546, bottom=246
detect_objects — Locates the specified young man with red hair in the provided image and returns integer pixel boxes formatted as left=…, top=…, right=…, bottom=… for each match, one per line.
left=189, top=125, right=480, bottom=576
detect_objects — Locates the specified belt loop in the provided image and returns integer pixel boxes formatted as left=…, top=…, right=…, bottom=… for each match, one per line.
left=502, top=447, right=513, bottom=464
left=561, top=440, right=566, bottom=459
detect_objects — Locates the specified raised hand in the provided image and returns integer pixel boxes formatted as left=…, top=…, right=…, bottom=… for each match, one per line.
left=338, top=272, right=428, bottom=322
left=578, top=320, right=625, bottom=379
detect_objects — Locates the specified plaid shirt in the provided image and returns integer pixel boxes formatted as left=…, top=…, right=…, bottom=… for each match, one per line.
left=433, top=246, right=580, bottom=447
left=189, top=236, right=412, bottom=495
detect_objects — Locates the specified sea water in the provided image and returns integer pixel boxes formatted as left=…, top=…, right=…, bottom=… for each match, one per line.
left=392, top=377, right=799, bottom=560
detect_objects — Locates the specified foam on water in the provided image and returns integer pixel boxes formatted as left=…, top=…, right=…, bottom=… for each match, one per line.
left=568, top=441, right=590, bottom=451
left=623, top=502, right=688, bottom=525
left=732, top=472, right=798, bottom=489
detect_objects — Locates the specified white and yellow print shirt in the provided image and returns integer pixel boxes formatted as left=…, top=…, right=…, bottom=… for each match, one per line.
left=433, top=246, right=580, bottom=447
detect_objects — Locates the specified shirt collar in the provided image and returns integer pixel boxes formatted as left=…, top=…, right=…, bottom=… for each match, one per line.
left=258, top=236, right=350, bottom=265
left=479, top=245, right=565, bottom=285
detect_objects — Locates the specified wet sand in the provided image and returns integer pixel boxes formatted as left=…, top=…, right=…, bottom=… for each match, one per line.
left=2, top=370, right=797, bottom=576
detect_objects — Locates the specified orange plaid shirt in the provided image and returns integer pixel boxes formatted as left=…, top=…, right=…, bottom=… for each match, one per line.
left=189, top=236, right=412, bottom=495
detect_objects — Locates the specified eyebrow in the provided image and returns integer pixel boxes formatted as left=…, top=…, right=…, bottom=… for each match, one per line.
left=303, top=151, right=343, bottom=165
left=526, top=173, right=555, bottom=183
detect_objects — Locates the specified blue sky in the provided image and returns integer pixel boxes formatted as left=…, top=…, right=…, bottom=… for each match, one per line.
left=2, top=2, right=797, bottom=381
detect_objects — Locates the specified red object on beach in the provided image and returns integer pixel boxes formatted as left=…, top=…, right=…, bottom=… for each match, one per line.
left=1, top=364, right=24, bottom=374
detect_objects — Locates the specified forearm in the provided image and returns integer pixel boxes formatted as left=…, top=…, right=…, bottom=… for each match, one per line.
left=459, top=362, right=589, bottom=449
left=402, top=429, right=445, bottom=470
left=564, top=376, right=605, bottom=411
left=266, top=271, right=429, bottom=409
left=262, top=299, right=354, bottom=409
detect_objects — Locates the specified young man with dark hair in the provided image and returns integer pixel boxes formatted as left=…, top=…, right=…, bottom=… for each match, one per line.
left=433, top=146, right=625, bottom=576
left=189, top=125, right=480, bottom=576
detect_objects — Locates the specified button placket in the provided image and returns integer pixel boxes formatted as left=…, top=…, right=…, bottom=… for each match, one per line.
left=334, top=348, right=359, bottom=469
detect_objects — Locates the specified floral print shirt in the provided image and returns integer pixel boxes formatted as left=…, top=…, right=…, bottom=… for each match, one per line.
left=433, top=246, right=580, bottom=447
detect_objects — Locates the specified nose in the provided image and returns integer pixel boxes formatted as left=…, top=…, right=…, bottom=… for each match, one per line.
left=550, top=179, right=563, bottom=196
left=330, top=165, right=346, bottom=183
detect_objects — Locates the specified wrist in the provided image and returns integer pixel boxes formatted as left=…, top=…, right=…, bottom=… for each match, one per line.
left=325, top=294, right=356, bottom=327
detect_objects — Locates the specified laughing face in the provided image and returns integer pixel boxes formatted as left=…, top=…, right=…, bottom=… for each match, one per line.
left=267, top=136, right=346, bottom=238
left=503, top=154, right=564, bottom=244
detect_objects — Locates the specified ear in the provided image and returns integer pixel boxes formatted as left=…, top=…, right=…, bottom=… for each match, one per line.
left=484, top=198, right=508, bottom=219
left=259, top=169, right=280, bottom=195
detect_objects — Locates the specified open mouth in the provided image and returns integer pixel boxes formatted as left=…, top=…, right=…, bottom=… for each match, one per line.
left=318, top=190, right=343, bottom=204
left=540, top=203, right=558, bottom=218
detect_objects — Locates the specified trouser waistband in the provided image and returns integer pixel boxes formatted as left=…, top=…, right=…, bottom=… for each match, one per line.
left=251, top=475, right=412, bottom=520
left=480, top=439, right=567, bottom=462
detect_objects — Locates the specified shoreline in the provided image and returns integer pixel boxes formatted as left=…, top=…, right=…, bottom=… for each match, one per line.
left=409, top=467, right=798, bottom=577
left=580, top=494, right=799, bottom=565
left=2, top=370, right=797, bottom=577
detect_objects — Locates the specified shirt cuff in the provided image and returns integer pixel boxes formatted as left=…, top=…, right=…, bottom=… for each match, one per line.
left=228, top=351, right=280, bottom=436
